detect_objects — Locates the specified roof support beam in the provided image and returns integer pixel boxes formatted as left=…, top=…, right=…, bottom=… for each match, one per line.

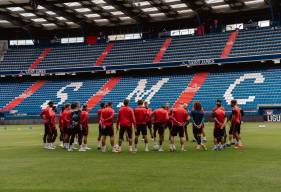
left=147, top=0, right=178, bottom=18
left=181, top=0, right=213, bottom=16
left=80, top=1, right=121, bottom=24
left=224, top=0, right=245, bottom=10
left=0, top=8, right=43, bottom=31
left=36, top=0, right=98, bottom=28
left=104, top=0, right=151, bottom=23
left=22, top=5, right=68, bottom=28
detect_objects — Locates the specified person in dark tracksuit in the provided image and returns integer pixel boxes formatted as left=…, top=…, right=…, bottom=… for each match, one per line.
left=68, top=102, right=84, bottom=152
left=190, top=101, right=207, bottom=151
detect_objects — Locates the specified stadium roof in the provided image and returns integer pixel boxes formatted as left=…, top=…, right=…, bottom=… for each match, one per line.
left=0, top=0, right=278, bottom=38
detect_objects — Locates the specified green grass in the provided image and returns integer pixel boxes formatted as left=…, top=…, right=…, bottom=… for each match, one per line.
left=0, top=122, right=281, bottom=192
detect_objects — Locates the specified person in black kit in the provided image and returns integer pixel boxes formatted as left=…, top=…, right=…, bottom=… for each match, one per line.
left=68, top=102, right=85, bottom=152
left=190, top=101, right=207, bottom=151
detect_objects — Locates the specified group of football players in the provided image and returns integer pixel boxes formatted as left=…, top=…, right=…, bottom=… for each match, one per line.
left=40, top=98, right=243, bottom=152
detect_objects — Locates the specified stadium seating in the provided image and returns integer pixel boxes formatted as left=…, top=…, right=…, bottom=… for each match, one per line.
left=1, top=27, right=281, bottom=73
left=0, top=46, right=45, bottom=71
left=160, top=32, right=229, bottom=63
left=102, top=38, right=166, bottom=66
left=1, top=68, right=281, bottom=116
left=37, top=44, right=107, bottom=70
left=230, top=27, right=281, bottom=57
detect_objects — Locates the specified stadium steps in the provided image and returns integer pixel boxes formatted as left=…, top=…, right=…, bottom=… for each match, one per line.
left=29, top=48, right=52, bottom=70
left=86, top=77, right=121, bottom=110
left=220, top=31, right=239, bottom=58
left=0, top=80, right=47, bottom=112
left=153, top=38, right=172, bottom=63
left=173, top=72, right=208, bottom=107
left=96, top=43, right=114, bottom=66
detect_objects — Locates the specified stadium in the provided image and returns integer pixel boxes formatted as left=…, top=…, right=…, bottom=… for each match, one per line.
left=0, top=0, right=281, bottom=191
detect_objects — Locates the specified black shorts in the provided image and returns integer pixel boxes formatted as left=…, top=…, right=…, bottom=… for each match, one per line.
left=49, top=128, right=57, bottom=135
left=99, top=124, right=102, bottom=133
left=171, top=125, right=185, bottom=137
left=101, top=125, right=114, bottom=137
left=146, top=122, right=152, bottom=129
left=44, top=124, right=49, bottom=134
left=119, top=126, right=132, bottom=140
left=70, top=126, right=82, bottom=135
left=59, top=127, right=64, bottom=133
left=214, top=128, right=226, bottom=140
left=166, top=121, right=173, bottom=130
left=64, top=127, right=71, bottom=135
left=192, top=125, right=203, bottom=136
left=82, top=127, right=89, bottom=136
left=233, top=123, right=241, bottom=134
left=184, top=121, right=189, bottom=129
left=136, top=124, right=147, bottom=136
left=153, top=122, right=165, bottom=136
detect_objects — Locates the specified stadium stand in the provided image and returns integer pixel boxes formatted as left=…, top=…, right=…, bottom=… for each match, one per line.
left=160, top=32, right=229, bottom=62
left=1, top=27, right=281, bottom=73
left=1, top=68, right=280, bottom=116
left=230, top=27, right=281, bottom=57
left=0, top=46, right=45, bottom=71
left=102, top=38, right=166, bottom=66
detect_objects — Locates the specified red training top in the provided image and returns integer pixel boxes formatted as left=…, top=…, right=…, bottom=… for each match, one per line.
left=101, top=107, right=115, bottom=127
left=49, top=109, right=56, bottom=130
left=232, top=106, right=241, bottom=124
left=81, top=110, right=89, bottom=129
left=214, top=107, right=226, bottom=129
left=117, top=106, right=136, bottom=128
left=97, top=108, right=104, bottom=121
left=59, top=111, right=64, bottom=130
left=146, top=108, right=153, bottom=123
left=62, top=109, right=71, bottom=129
left=172, top=107, right=189, bottom=126
left=134, top=106, right=148, bottom=125
left=40, top=106, right=51, bottom=124
left=152, top=108, right=169, bottom=124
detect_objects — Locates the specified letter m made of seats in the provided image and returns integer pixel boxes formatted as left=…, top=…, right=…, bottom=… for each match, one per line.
left=117, top=78, right=169, bottom=107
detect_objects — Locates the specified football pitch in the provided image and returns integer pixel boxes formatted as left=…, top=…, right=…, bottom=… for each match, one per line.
left=0, top=122, right=280, bottom=192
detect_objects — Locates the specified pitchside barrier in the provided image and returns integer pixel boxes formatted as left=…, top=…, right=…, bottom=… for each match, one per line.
left=258, top=104, right=281, bottom=122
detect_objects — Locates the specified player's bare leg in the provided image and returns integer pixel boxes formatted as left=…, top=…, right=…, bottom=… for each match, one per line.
left=213, top=138, right=219, bottom=150
left=152, top=127, right=159, bottom=150
left=148, top=126, right=153, bottom=140
left=134, top=135, right=139, bottom=152
left=118, top=138, right=123, bottom=150
left=222, top=136, right=226, bottom=148
left=202, top=129, right=207, bottom=142
left=110, top=136, right=118, bottom=152
left=97, top=131, right=102, bottom=150
left=180, top=137, right=186, bottom=151
left=64, top=133, right=70, bottom=149
left=169, top=136, right=176, bottom=152
left=158, top=133, right=164, bottom=152
left=83, top=136, right=91, bottom=150
left=184, top=126, right=189, bottom=142
left=144, top=135, right=149, bottom=152
left=128, top=136, right=133, bottom=152
left=59, top=131, right=64, bottom=148
left=101, top=135, right=107, bottom=152
left=228, top=134, right=235, bottom=146
left=78, top=132, right=85, bottom=152
left=234, top=132, right=243, bottom=148
left=52, top=130, right=57, bottom=148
